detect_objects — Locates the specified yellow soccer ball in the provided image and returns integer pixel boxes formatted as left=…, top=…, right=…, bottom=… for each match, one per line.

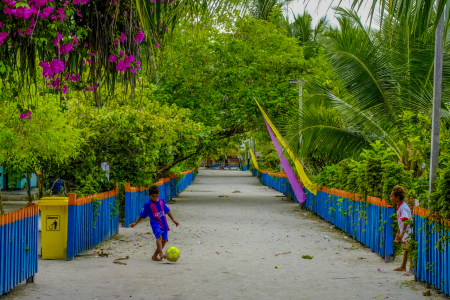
left=166, top=246, right=180, bottom=262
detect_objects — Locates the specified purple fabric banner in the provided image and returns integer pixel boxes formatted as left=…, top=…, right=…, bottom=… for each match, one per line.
left=265, top=119, right=306, bottom=203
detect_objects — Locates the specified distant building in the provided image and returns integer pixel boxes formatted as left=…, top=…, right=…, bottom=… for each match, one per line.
left=0, top=166, right=38, bottom=191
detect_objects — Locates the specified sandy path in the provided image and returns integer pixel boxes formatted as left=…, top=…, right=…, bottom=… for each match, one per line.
left=3, top=169, right=434, bottom=300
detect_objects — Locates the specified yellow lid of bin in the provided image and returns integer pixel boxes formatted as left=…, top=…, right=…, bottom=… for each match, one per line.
left=38, top=197, right=69, bottom=206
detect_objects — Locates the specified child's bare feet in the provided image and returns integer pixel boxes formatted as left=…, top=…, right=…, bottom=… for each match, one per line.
left=393, top=267, right=407, bottom=272
left=403, top=270, right=413, bottom=276
left=158, top=253, right=166, bottom=260
left=152, top=254, right=162, bottom=261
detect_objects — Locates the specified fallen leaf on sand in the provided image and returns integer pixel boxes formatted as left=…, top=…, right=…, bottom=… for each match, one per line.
left=113, top=256, right=129, bottom=265
left=232, top=190, right=241, bottom=193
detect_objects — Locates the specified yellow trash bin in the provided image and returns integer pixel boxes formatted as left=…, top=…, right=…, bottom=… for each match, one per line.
left=38, top=197, right=69, bottom=259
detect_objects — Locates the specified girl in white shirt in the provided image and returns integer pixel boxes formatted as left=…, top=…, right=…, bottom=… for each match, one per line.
left=391, top=185, right=413, bottom=276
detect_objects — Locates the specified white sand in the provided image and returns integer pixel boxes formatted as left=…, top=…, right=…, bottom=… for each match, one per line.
left=3, top=169, right=438, bottom=299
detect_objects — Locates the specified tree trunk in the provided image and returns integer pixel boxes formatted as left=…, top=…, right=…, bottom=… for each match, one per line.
left=26, top=171, right=32, bottom=203
left=0, top=189, right=4, bottom=215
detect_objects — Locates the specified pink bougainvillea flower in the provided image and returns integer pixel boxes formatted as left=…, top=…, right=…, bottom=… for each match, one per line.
left=55, top=7, right=67, bottom=20
left=109, top=0, right=117, bottom=5
left=63, top=84, right=68, bottom=94
left=377, top=269, right=381, bottom=271
left=90, top=52, right=95, bottom=57
left=17, top=29, right=23, bottom=37
left=73, top=36, right=79, bottom=45
left=114, top=39, right=119, bottom=45
left=152, top=0, right=156, bottom=3
left=155, top=43, right=160, bottom=48
left=108, top=55, right=117, bottom=62
left=70, top=73, right=79, bottom=82
left=120, top=50, right=125, bottom=56
left=30, top=18, right=35, bottom=27
left=0, top=22, right=2, bottom=28
left=137, top=66, right=141, bottom=70
left=53, top=32, right=62, bottom=46
left=41, top=7, right=54, bottom=18
left=84, top=43, right=88, bottom=47
left=275, top=254, right=278, bottom=256
left=165, top=28, right=168, bottom=32
left=73, top=0, right=89, bottom=5
left=26, top=28, right=33, bottom=35
left=65, top=73, right=70, bottom=80
left=88, top=59, right=92, bottom=64
left=40, top=59, right=65, bottom=79
left=86, top=84, right=98, bottom=92
left=19, top=113, right=24, bottom=120
left=29, top=116, right=32, bottom=120
left=130, top=68, right=136, bottom=73
left=63, top=1, right=68, bottom=5
left=120, top=32, right=126, bottom=43
left=134, top=31, right=145, bottom=43
left=58, top=42, right=73, bottom=54
left=51, top=77, right=60, bottom=89
left=76, top=9, right=82, bottom=17
left=82, top=60, right=86, bottom=65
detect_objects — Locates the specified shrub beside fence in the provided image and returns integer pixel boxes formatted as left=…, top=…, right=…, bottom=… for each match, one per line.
left=414, top=207, right=449, bottom=294
left=124, top=168, right=197, bottom=227
left=0, top=204, right=39, bottom=295
left=251, top=167, right=395, bottom=261
left=66, top=188, right=120, bottom=260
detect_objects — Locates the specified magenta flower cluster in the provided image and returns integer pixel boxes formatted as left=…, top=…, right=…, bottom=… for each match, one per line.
left=19, top=111, right=32, bottom=121
left=134, top=31, right=145, bottom=43
left=86, top=84, right=98, bottom=92
left=116, top=54, right=134, bottom=72
left=39, top=59, right=65, bottom=79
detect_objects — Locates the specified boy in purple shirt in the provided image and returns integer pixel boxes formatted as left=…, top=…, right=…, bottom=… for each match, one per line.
left=130, top=185, right=179, bottom=261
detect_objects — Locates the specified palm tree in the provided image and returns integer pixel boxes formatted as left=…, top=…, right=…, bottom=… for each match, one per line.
left=290, top=11, right=328, bottom=58
left=282, top=7, right=450, bottom=174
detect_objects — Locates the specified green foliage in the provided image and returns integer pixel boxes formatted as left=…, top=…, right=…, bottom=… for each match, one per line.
left=316, top=164, right=338, bottom=187
left=422, top=164, right=450, bottom=222
left=317, top=141, right=411, bottom=202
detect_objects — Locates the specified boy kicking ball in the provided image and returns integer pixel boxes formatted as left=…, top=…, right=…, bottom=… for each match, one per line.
left=130, top=185, right=179, bottom=261
left=390, top=185, right=413, bottom=276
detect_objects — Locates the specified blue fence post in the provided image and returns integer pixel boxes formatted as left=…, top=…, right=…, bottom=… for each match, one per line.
left=67, top=193, right=77, bottom=261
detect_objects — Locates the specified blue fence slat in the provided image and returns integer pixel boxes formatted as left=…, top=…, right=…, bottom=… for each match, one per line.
left=0, top=205, right=39, bottom=295
left=66, top=190, right=119, bottom=260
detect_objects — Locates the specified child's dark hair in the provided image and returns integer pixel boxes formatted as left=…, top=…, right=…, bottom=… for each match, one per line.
left=392, top=185, right=405, bottom=201
left=149, top=185, right=160, bottom=195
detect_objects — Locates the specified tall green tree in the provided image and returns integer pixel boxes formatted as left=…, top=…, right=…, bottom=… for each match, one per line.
left=283, top=7, right=450, bottom=175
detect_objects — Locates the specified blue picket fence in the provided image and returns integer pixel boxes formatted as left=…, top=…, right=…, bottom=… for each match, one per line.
left=124, top=168, right=197, bottom=227
left=0, top=204, right=39, bottom=295
left=241, top=164, right=249, bottom=171
left=66, top=189, right=120, bottom=260
left=414, top=207, right=449, bottom=294
left=251, top=167, right=395, bottom=261
left=256, top=170, right=300, bottom=203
